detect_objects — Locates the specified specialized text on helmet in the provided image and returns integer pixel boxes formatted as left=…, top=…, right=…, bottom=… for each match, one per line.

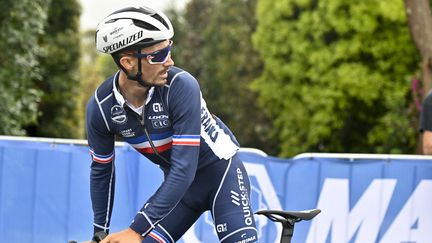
left=103, top=30, right=144, bottom=53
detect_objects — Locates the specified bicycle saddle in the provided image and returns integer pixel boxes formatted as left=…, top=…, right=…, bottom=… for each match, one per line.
left=255, top=208, right=321, bottom=223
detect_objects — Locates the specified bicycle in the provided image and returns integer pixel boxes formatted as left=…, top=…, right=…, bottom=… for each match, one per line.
left=68, top=208, right=321, bottom=243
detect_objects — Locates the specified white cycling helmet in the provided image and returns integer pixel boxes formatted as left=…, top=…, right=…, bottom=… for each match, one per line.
left=96, top=6, right=174, bottom=54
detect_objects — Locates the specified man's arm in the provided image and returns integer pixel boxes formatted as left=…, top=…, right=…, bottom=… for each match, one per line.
left=86, top=96, right=116, bottom=235
left=129, top=72, right=201, bottom=236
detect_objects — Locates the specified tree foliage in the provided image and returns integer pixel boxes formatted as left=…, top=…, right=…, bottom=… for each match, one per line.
left=169, top=0, right=215, bottom=79
left=253, top=0, right=420, bottom=156
left=26, top=0, right=82, bottom=138
left=174, top=0, right=279, bottom=154
left=77, top=30, right=118, bottom=138
left=0, top=0, right=50, bottom=135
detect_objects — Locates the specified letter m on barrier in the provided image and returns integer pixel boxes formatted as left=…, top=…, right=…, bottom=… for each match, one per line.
left=305, top=178, right=396, bottom=243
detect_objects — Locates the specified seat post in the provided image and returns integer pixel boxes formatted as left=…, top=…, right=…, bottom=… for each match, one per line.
left=280, top=219, right=295, bottom=243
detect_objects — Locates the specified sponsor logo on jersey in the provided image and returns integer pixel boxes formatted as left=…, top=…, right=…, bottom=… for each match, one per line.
left=103, top=30, right=144, bottom=53
left=201, top=107, right=219, bottom=142
left=120, top=128, right=135, bottom=137
left=111, top=105, right=127, bottom=124
left=231, top=190, right=241, bottom=206
left=216, top=223, right=227, bottom=233
left=153, top=103, right=164, bottom=112
left=148, top=115, right=171, bottom=129
left=183, top=161, right=283, bottom=242
left=236, top=167, right=253, bottom=226
left=234, top=235, right=256, bottom=243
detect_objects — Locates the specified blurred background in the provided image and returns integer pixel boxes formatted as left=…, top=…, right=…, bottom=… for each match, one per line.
left=2, top=1, right=432, bottom=242
left=1, top=0, right=430, bottom=157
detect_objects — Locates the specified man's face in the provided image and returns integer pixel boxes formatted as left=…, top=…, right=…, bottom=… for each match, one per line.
left=138, top=40, right=174, bottom=86
left=121, top=40, right=174, bottom=86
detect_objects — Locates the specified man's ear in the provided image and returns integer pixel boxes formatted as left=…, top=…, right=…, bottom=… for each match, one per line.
left=119, top=55, right=136, bottom=71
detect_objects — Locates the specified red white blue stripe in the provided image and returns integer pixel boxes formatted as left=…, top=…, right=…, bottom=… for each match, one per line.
left=125, top=131, right=173, bottom=154
left=149, top=230, right=170, bottom=243
left=148, top=230, right=170, bottom=243
left=90, top=149, right=114, bottom=163
left=172, top=135, right=200, bottom=146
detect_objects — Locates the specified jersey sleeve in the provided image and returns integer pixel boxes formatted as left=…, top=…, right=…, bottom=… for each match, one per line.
left=129, top=72, right=201, bottom=236
left=86, top=95, right=116, bottom=234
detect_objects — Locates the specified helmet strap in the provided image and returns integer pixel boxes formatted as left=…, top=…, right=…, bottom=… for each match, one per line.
left=112, top=51, right=150, bottom=87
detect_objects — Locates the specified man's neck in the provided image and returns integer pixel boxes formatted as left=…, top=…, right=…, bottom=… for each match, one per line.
left=118, top=71, right=149, bottom=108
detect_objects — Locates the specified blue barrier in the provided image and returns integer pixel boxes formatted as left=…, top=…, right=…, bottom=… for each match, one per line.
left=0, top=137, right=431, bottom=243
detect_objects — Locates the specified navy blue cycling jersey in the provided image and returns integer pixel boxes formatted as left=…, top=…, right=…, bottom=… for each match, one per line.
left=86, top=66, right=241, bottom=236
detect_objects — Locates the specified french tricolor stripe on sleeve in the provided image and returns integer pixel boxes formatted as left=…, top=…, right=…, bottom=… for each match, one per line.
left=172, top=135, right=200, bottom=146
left=148, top=230, right=170, bottom=243
left=90, top=149, right=114, bottom=163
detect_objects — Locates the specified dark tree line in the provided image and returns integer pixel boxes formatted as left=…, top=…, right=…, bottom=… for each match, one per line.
left=3, top=0, right=432, bottom=157
left=0, top=0, right=81, bottom=138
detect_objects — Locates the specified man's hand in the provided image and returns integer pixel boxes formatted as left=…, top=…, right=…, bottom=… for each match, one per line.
left=100, top=228, right=143, bottom=243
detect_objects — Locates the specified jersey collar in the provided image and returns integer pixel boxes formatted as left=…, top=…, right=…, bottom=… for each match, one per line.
left=112, top=71, right=155, bottom=107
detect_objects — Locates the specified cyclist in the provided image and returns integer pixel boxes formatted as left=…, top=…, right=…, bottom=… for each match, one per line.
left=86, top=5, right=258, bottom=243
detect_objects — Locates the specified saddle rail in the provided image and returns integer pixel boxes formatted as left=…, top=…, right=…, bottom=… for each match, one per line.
left=255, top=209, right=321, bottom=243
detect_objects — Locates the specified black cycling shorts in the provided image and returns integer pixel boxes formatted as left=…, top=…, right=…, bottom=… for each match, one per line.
left=142, top=154, right=258, bottom=243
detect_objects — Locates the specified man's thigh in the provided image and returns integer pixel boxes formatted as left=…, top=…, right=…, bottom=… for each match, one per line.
left=212, top=155, right=258, bottom=242
left=142, top=200, right=202, bottom=243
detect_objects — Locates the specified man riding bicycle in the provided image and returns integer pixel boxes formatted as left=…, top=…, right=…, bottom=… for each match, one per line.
left=86, top=5, right=258, bottom=243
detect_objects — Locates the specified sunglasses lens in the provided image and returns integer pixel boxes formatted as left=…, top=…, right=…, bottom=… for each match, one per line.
left=131, top=41, right=173, bottom=64
left=148, top=48, right=170, bottom=64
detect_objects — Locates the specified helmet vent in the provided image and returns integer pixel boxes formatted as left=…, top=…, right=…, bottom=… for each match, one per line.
left=152, top=14, right=170, bottom=30
left=111, top=7, right=145, bottom=15
left=133, top=19, right=159, bottom=31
